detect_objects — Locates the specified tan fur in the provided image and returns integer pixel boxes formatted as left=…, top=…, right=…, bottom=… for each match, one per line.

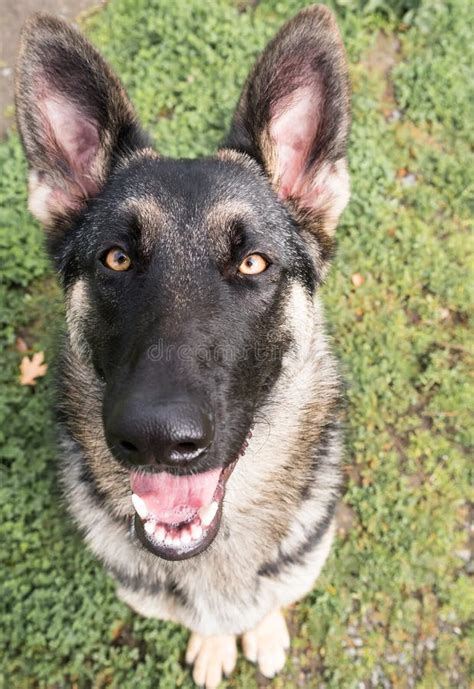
left=116, top=147, right=159, bottom=169
left=216, top=148, right=262, bottom=174
left=66, top=279, right=93, bottom=362
left=258, top=127, right=279, bottom=187
left=122, top=195, right=167, bottom=253
left=205, top=198, right=258, bottom=231
left=204, top=198, right=259, bottom=258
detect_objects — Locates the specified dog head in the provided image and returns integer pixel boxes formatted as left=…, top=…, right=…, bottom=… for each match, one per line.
left=16, top=6, right=350, bottom=560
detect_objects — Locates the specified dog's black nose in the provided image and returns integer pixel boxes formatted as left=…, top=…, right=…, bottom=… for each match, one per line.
left=105, top=396, right=214, bottom=468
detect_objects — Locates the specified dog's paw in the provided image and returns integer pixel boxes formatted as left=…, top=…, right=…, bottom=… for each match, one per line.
left=186, top=632, right=237, bottom=688
left=241, top=609, right=290, bottom=678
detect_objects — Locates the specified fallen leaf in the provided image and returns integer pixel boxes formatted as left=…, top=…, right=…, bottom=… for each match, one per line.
left=19, top=351, right=48, bottom=386
left=351, top=272, right=365, bottom=288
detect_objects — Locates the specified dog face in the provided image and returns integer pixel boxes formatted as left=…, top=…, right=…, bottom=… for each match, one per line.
left=16, top=7, right=350, bottom=560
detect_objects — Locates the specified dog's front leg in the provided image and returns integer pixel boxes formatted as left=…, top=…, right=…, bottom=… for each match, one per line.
left=241, top=609, right=290, bottom=679
left=186, top=632, right=237, bottom=689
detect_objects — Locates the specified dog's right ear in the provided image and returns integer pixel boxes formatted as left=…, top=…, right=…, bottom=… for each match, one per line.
left=15, top=14, right=149, bottom=228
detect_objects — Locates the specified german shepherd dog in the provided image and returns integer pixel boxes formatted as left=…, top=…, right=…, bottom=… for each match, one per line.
left=16, top=5, right=350, bottom=687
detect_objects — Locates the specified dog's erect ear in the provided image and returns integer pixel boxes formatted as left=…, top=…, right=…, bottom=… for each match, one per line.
left=15, top=14, right=149, bottom=227
left=225, top=5, right=350, bottom=235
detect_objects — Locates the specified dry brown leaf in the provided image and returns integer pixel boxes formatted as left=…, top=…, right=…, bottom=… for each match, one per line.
left=351, top=272, right=365, bottom=288
left=19, top=351, right=48, bottom=386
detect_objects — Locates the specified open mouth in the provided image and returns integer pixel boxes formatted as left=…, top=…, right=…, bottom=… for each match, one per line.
left=130, top=434, right=251, bottom=560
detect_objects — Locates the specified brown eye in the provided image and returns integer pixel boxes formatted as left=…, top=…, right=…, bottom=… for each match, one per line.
left=103, top=247, right=132, bottom=272
left=238, top=253, right=269, bottom=276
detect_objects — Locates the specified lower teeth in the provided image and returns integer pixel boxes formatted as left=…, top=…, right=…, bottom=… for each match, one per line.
left=141, top=510, right=211, bottom=547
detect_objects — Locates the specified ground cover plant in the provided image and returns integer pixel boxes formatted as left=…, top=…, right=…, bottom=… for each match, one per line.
left=1, top=1, right=472, bottom=687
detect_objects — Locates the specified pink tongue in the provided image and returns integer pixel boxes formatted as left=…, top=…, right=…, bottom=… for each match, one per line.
left=131, top=468, right=222, bottom=525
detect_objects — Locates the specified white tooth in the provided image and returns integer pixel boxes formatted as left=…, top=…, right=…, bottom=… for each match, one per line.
left=144, top=520, right=156, bottom=535
left=181, top=529, right=191, bottom=545
left=131, top=493, right=148, bottom=520
left=191, top=523, right=203, bottom=540
left=198, top=501, right=218, bottom=527
left=165, top=533, right=174, bottom=545
left=155, top=526, right=166, bottom=542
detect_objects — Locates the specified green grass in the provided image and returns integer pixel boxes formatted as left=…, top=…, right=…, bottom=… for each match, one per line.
left=1, top=1, right=472, bottom=687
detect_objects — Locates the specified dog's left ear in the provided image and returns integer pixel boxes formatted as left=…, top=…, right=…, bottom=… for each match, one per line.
left=225, top=5, right=350, bottom=235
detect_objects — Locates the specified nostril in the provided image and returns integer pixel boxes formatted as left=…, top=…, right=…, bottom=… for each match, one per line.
left=120, top=440, right=138, bottom=454
left=171, top=441, right=209, bottom=461
left=176, top=442, right=198, bottom=454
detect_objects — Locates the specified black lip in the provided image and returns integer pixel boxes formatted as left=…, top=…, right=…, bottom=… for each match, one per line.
left=132, top=499, right=223, bottom=561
